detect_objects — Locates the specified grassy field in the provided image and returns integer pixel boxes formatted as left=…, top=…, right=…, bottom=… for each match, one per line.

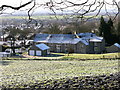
left=62, top=53, right=120, bottom=60
left=0, top=15, right=101, bottom=20
left=0, top=15, right=66, bottom=20
left=1, top=59, right=119, bottom=88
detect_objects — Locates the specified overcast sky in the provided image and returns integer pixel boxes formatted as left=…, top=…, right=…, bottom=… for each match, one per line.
left=0, top=0, right=119, bottom=15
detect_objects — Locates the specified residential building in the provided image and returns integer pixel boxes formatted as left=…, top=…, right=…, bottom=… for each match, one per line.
left=34, top=33, right=105, bottom=54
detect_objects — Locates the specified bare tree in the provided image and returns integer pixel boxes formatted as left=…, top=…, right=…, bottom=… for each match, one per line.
left=0, top=0, right=119, bottom=21
left=45, top=0, right=120, bottom=21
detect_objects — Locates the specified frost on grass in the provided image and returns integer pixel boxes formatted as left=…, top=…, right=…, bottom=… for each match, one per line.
left=1, top=59, right=119, bottom=88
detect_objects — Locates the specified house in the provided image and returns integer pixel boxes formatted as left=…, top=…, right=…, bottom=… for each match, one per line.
left=34, top=34, right=89, bottom=53
left=89, top=37, right=105, bottom=54
left=25, top=40, right=34, bottom=46
left=0, top=33, right=12, bottom=41
left=28, top=43, right=50, bottom=56
left=34, top=33, right=105, bottom=54
left=106, top=43, right=120, bottom=53
left=77, top=33, right=105, bottom=54
left=0, top=41, right=9, bottom=52
left=0, top=52, right=11, bottom=57
left=27, top=33, right=35, bottom=40
left=0, top=41, right=11, bottom=57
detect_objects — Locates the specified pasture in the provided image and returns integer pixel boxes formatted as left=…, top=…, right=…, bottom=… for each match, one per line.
left=1, top=58, right=119, bottom=88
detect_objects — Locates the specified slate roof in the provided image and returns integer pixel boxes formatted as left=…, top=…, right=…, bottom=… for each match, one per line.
left=114, top=43, right=120, bottom=48
left=77, top=33, right=96, bottom=38
left=89, top=36, right=103, bottom=42
left=34, top=34, right=89, bottom=45
left=36, top=43, right=50, bottom=50
left=34, top=33, right=103, bottom=45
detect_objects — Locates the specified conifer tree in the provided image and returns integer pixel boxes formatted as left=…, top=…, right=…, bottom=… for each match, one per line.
left=117, top=21, right=120, bottom=44
left=99, top=16, right=107, bottom=36
left=99, top=17, right=116, bottom=45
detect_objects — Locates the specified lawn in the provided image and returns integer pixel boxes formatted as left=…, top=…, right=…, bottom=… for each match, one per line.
left=1, top=59, right=119, bottom=88
left=63, top=53, right=120, bottom=60
left=2, top=52, right=120, bottom=60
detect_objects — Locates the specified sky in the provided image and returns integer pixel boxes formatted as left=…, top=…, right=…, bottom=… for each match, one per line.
left=0, top=0, right=119, bottom=5
left=0, top=0, right=120, bottom=15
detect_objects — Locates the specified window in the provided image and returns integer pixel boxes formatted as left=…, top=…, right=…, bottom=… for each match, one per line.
left=29, top=50, right=35, bottom=56
left=65, top=44, right=68, bottom=52
left=56, top=44, right=61, bottom=52
left=36, top=50, right=41, bottom=56
left=94, top=42, right=97, bottom=47
left=81, top=45, right=84, bottom=48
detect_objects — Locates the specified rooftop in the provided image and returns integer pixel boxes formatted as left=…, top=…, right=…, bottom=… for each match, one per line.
left=36, top=43, right=50, bottom=50
left=34, top=33, right=103, bottom=45
left=114, top=43, right=120, bottom=48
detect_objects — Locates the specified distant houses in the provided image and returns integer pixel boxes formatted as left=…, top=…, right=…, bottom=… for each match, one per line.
left=34, top=33, right=105, bottom=54
left=0, top=41, right=11, bottom=57
left=0, top=41, right=9, bottom=52
left=0, top=33, right=11, bottom=41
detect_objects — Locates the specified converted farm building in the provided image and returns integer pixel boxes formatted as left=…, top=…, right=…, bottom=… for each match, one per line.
left=34, top=33, right=105, bottom=54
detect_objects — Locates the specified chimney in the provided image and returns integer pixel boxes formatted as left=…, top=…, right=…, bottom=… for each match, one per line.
left=74, top=31, right=80, bottom=38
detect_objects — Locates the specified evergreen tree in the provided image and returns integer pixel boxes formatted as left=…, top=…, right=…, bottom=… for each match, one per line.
left=117, top=21, right=120, bottom=36
left=107, top=18, right=118, bottom=44
left=105, top=18, right=113, bottom=44
left=99, top=17, right=116, bottom=45
left=107, top=18, right=116, bottom=35
left=117, top=21, right=120, bottom=44
left=99, top=16, right=107, bottom=36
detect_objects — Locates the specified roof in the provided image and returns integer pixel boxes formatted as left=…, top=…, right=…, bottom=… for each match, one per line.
left=114, top=43, right=120, bottom=48
left=0, top=34, right=9, bottom=38
left=26, top=40, right=34, bottom=45
left=34, top=34, right=89, bottom=45
left=81, top=40, right=89, bottom=45
left=34, top=33, right=103, bottom=45
left=89, top=36, right=103, bottom=42
left=36, top=43, right=50, bottom=50
left=0, top=52, right=10, bottom=54
left=27, top=33, right=35, bottom=38
left=77, top=33, right=103, bottom=42
left=34, top=34, right=78, bottom=44
left=0, top=41, right=8, bottom=45
left=77, top=33, right=96, bottom=38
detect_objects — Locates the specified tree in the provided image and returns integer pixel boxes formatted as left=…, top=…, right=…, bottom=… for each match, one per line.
left=99, top=17, right=119, bottom=45
left=117, top=21, right=120, bottom=44
left=117, top=22, right=120, bottom=35
left=43, top=23, right=61, bottom=34
left=99, top=17, right=111, bottom=44
left=0, top=0, right=119, bottom=22
left=99, top=16, right=107, bottom=36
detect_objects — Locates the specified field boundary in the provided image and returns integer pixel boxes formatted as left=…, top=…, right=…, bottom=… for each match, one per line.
left=1, top=57, right=120, bottom=60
